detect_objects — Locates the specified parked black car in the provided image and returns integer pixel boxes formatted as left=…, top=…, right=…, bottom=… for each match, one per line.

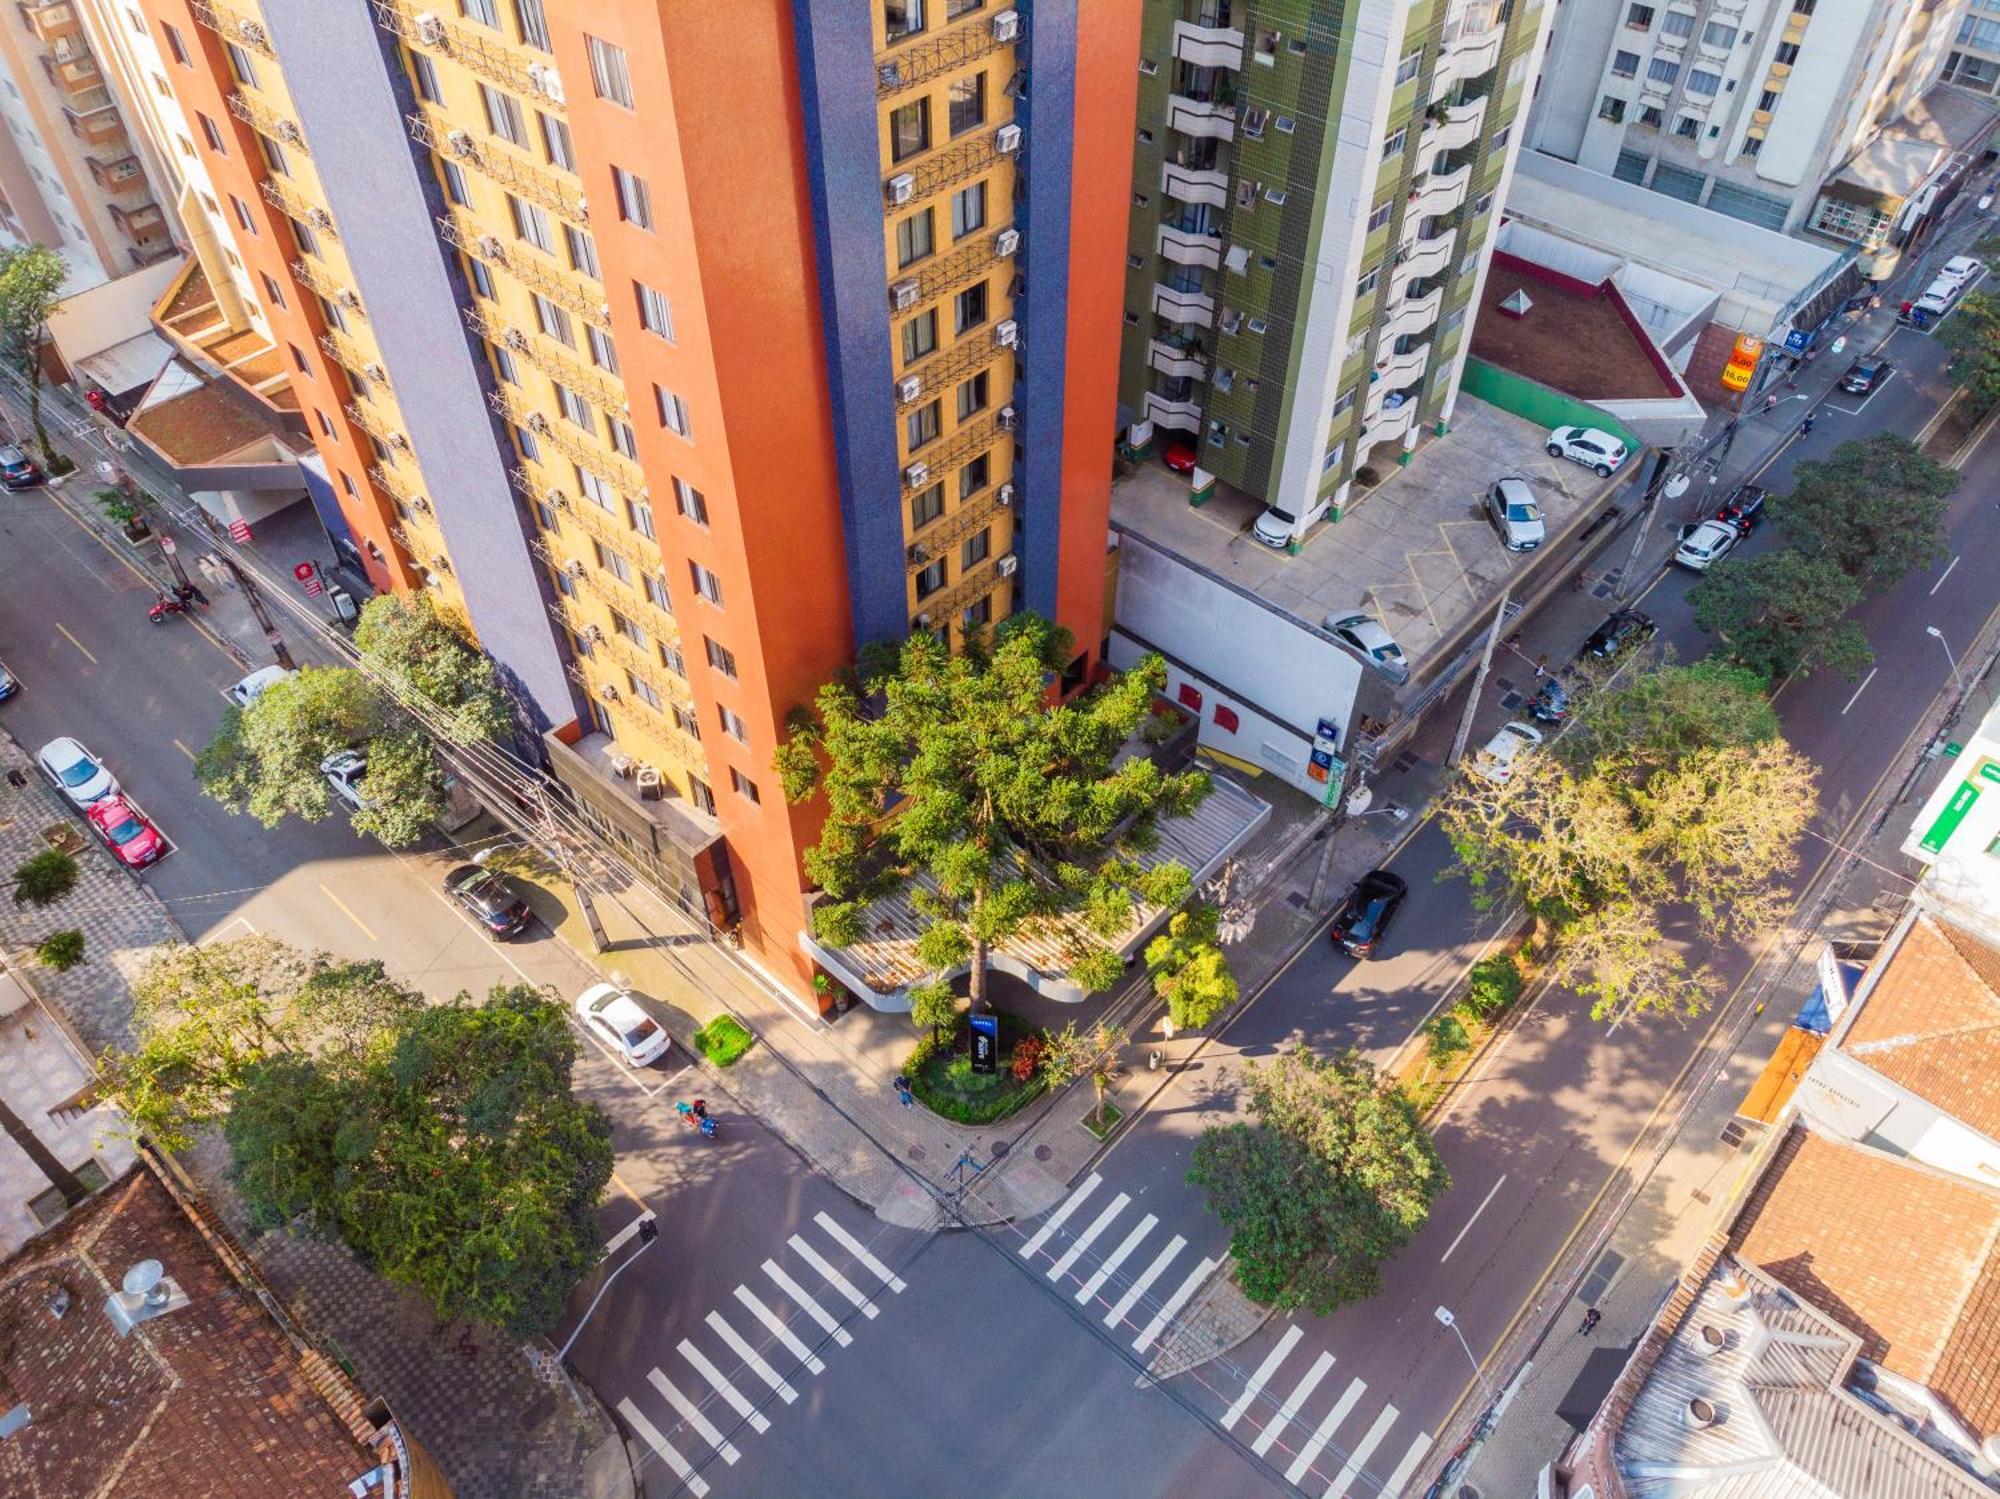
left=1581, top=608, right=1657, bottom=661
left=1330, top=869, right=1408, bottom=959
left=443, top=863, right=534, bottom=939
left=1838, top=357, right=1891, bottom=395
left=1713, top=485, right=1767, bottom=537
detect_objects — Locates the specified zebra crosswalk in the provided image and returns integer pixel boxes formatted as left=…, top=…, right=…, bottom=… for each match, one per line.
left=616, top=1209, right=908, bottom=1497
left=1015, top=1174, right=1437, bottom=1497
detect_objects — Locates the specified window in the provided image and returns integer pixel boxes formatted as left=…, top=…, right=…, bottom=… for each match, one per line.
left=1673, top=114, right=1699, bottom=138
left=260, top=271, right=286, bottom=309
left=910, top=481, right=944, bottom=528
left=1741, top=133, right=1763, bottom=157
left=1599, top=95, right=1626, bottom=123
left=462, top=0, right=500, bottom=24
left=587, top=324, right=619, bottom=374
left=719, top=705, right=748, bottom=743
left=564, top=224, right=599, bottom=278
left=609, top=418, right=637, bottom=460
left=959, top=453, right=988, bottom=498
left=490, top=343, right=519, bottom=384
left=954, top=281, right=988, bottom=334
left=1646, top=57, right=1680, bottom=86
left=442, top=161, right=471, bottom=206
left=1366, top=199, right=1393, bottom=231
left=516, top=425, right=541, bottom=462
left=961, top=528, right=989, bottom=568
left=320, top=294, right=347, bottom=332
left=902, top=307, right=938, bottom=363
left=956, top=372, right=988, bottom=421
left=730, top=768, right=761, bottom=805
left=962, top=596, right=992, bottom=631
left=689, top=561, right=723, bottom=605
left=947, top=0, right=983, bottom=16
left=637, top=282, right=675, bottom=340
left=1686, top=69, right=1720, bottom=96
left=1382, top=127, right=1406, bottom=158
left=1659, top=9, right=1694, bottom=37
left=947, top=72, right=986, bottom=135
left=688, top=775, right=716, bottom=816
left=289, top=343, right=311, bottom=375
left=1758, top=89, right=1780, bottom=111
left=510, top=194, right=554, bottom=253
left=556, top=382, right=595, bottom=430
left=1774, top=41, right=1800, bottom=65
left=481, top=84, right=527, bottom=147
left=409, top=50, right=443, bottom=103
left=1625, top=2, right=1653, bottom=25
left=1355, top=265, right=1380, bottom=296
left=316, top=409, right=335, bottom=438
left=533, top=294, right=575, bottom=346
left=906, top=399, right=942, bottom=450
left=224, top=40, right=257, bottom=86
left=1637, top=104, right=1664, bottom=129
left=890, top=98, right=930, bottom=162
left=541, top=114, right=574, bottom=171
left=674, top=477, right=708, bottom=525
left=1703, top=20, right=1737, bottom=47
left=645, top=573, right=673, bottom=614
left=1490, top=126, right=1510, bottom=153
left=586, top=35, right=633, bottom=107
left=613, top=166, right=653, bottom=229
left=704, top=636, right=738, bottom=679
left=1611, top=49, right=1640, bottom=78
left=196, top=111, right=225, bottom=153
left=577, top=465, right=616, bottom=509
left=514, top=0, right=551, bottom=50
left=229, top=194, right=256, bottom=234
left=951, top=181, right=986, bottom=238
left=626, top=672, right=663, bottom=711
left=656, top=386, right=692, bottom=438
left=597, top=543, right=633, bottom=586
left=1395, top=49, right=1422, bottom=85
left=1332, top=387, right=1356, bottom=418
left=259, top=135, right=289, bottom=177
left=162, top=20, right=189, bottom=65
left=896, top=208, right=934, bottom=267
left=914, top=558, right=946, bottom=598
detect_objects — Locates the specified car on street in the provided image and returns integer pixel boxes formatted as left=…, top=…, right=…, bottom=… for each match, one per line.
left=1485, top=477, right=1545, bottom=551
left=35, top=736, right=117, bottom=808
left=1329, top=868, right=1408, bottom=959
left=575, top=983, right=672, bottom=1067
left=0, top=658, right=16, bottom=701
left=1939, top=255, right=1983, bottom=291
left=320, top=749, right=367, bottom=811
left=86, top=794, right=165, bottom=868
left=0, top=442, right=44, bottom=489
left=1252, top=504, right=1298, bottom=550
left=1469, top=720, right=1544, bottom=784
left=1713, top=485, right=1767, bottom=537
left=1581, top=608, right=1657, bottom=661
left=1323, top=612, right=1409, bottom=683
left=443, top=862, right=534, bottom=939
left=1674, top=518, right=1739, bottom=571
left=1838, top=357, right=1891, bottom=395
left=1545, top=425, right=1629, bottom=477
left=1163, top=441, right=1198, bottom=475
left=227, top=665, right=294, bottom=707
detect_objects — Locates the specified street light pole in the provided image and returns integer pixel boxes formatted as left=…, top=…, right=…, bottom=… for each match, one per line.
left=558, top=1212, right=658, bottom=1360
left=1926, top=625, right=1966, bottom=694
left=1434, top=1305, right=1489, bottom=1403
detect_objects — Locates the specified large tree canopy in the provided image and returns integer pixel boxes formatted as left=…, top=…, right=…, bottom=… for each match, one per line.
left=353, top=592, right=513, bottom=744
left=1690, top=549, right=1873, bottom=685
left=1773, top=434, right=1954, bottom=591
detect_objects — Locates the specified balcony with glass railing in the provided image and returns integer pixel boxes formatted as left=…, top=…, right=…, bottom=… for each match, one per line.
left=1172, top=17, right=1243, bottom=70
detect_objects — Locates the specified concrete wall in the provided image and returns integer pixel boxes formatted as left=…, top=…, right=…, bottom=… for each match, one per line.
left=1106, top=529, right=1362, bottom=802
left=1796, top=1047, right=2000, bottom=1187
left=1458, top=358, right=1641, bottom=452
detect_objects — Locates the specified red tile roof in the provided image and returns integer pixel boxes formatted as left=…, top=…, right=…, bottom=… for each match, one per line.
left=1845, top=914, right=2000, bottom=1143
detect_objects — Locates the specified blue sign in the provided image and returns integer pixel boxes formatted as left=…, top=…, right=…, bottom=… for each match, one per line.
left=1783, top=328, right=1811, bottom=353
left=1317, top=718, right=1342, bottom=742
left=969, top=1012, right=1000, bottom=1075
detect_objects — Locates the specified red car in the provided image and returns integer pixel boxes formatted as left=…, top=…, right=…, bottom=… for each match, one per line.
left=87, top=795, right=165, bottom=868
left=1163, top=441, right=1198, bottom=475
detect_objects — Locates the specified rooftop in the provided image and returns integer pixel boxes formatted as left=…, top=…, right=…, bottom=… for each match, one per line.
left=1825, top=85, right=2000, bottom=210
left=1840, top=913, right=2000, bottom=1143
left=129, top=357, right=305, bottom=468
left=1109, top=396, right=1616, bottom=673
left=1471, top=251, right=1682, bottom=403
left=0, top=1157, right=404, bottom=1498
left=148, top=257, right=297, bottom=413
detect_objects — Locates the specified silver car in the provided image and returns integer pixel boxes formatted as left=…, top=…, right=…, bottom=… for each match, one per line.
left=1486, top=478, right=1545, bottom=552
left=1324, top=612, right=1410, bottom=684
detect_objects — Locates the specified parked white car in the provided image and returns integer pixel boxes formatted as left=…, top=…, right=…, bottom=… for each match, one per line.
left=1323, top=613, right=1410, bottom=683
left=1252, top=504, right=1299, bottom=550
left=1939, top=255, right=1983, bottom=291
left=1485, top=477, right=1546, bottom=552
left=575, top=983, right=672, bottom=1067
left=320, top=749, right=368, bottom=811
left=227, top=665, right=294, bottom=708
left=1469, top=721, right=1544, bottom=785
left=36, top=736, right=117, bottom=808
left=1674, top=519, right=1739, bottom=572
left=1545, top=425, right=1629, bottom=477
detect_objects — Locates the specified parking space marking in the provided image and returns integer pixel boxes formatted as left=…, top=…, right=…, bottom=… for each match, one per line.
left=1931, top=555, right=1961, bottom=596
left=317, top=882, right=378, bottom=942
left=171, top=738, right=195, bottom=761
left=54, top=623, right=96, bottom=664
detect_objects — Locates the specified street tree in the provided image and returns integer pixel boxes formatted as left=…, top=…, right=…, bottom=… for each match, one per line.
left=1940, top=287, right=2000, bottom=415
left=354, top=592, right=512, bottom=744
left=223, top=984, right=614, bottom=1339
left=1690, top=549, right=1872, bottom=684
left=1188, top=1047, right=1446, bottom=1313
left=907, top=980, right=959, bottom=1046
left=1551, top=901, right=1721, bottom=1024
left=778, top=616, right=1210, bottom=1008
left=0, top=245, right=68, bottom=467
left=1774, top=434, right=1955, bottom=590
left=1040, top=1019, right=1128, bottom=1130
left=346, top=728, right=447, bottom=847
left=12, top=849, right=76, bottom=906
left=1144, top=903, right=1241, bottom=1032
left=1559, top=661, right=1778, bottom=773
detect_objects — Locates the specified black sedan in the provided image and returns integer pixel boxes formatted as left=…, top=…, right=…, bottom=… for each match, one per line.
left=1838, top=357, right=1891, bottom=395
left=1714, top=484, right=1766, bottom=537
left=1330, top=869, right=1408, bottom=959
left=1581, top=608, right=1657, bottom=661
left=443, top=863, right=534, bottom=939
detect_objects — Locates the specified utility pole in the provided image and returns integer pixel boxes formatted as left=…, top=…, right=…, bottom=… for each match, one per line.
left=534, top=782, right=608, bottom=951
left=1447, top=592, right=1512, bottom=770
left=1612, top=458, right=1688, bottom=606
left=215, top=552, right=296, bottom=669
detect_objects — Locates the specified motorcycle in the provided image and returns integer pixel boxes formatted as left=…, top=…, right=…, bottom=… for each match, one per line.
left=147, top=593, right=189, bottom=625
left=1528, top=679, right=1569, bottom=726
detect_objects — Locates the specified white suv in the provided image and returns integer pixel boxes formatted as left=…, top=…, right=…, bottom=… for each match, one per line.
left=1546, top=425, right=1629, bottom=477
left=1673, top=519, right=1738, bottom=572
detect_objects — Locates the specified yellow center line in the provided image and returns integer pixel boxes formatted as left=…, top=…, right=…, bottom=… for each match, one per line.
left=317, top=882, right=378, bottom=942
left=54, top=623, right=97, bottom=665
left=172, top=738, right=195, bottom=761
left=609, top=1170, right=648, bottom=1210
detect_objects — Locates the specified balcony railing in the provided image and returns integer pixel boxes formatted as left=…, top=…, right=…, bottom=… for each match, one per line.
left=898, top=327, right=1013, bottom=409
left=226, top=90, right=309, bottom=154
left=409, top=112, right=584, bottom=224
left=106, top=200, right=164, bottom=238
left=85, top=152, right=144, bottom=193
left=520, top=469, right=661, bottom=578
left=319, top=328, right=385, bottom=385
left=904, top=407, right=1011, bottom=489
left=372, top=0, right=564, bottom=111
left=1148, top=337, right=1208, bottom=381
left=464, top=304, right=626, bottom=418
left=18, top=1, right=79, bottom=44
left=38, top=49, right=101, bottom=96
left=1161, top=160, right=1230, bottom=209
left=1142, top=391, right=1202, bottom=430
left=188, top=0, right=275, bottom=59
left=1381, top=286, right=1444, bottom=343
left=367, top=464, right=428, bottom=514
left=886, top=125, right=1013, bottom=209
left=489, top=386, right=645, bottom=497
left=1166, top=94, right=1237, bottom=142
left=1153, top=281, right=1216, bottom=329
left=438, top=212, right=607, bottom=328
left=877, top=10, right=1016, bottom=98
left=260, top=176, right=334, bottom=238
left=902, top=221, right=1014, bottom=307
left=1157, top=223, right=1222, bottom=270
left=549, top=595, right=688, bottom=708
left=1171, top=19, right=1244, bottom=70
left=915, top=552, right=1011, bottom=630
left=62, top=102, right=122, bottom=145
left=343, top=400, right=409, bottom=454
left=291, top=258, right=365, bottom=317
left=909, top=483, right=1011, bottom=564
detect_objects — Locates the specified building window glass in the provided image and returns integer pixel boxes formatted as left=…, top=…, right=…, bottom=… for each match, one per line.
left=609, top=418, right=637, bottom=459
left=586, top=36, right=634, bottom=107
left=1774, top=40, right=1800, bottom=64
left=730, top=768, right=760, bottom=805
left=955, top=371, right=988, bottom=421
left=704, top=636, right=738, bottom=678
left=959, top=453, right=989, bottom=499
left=896, top=208, right=934, bottom=268
left=514, top=0, right=551, bottom=50
left=1702, top=20, right=1738, bottom=47
left=656, top=386, right=692, bottom=438
left=1611, top=49, right=1640, bottom=78
left=197, top=112, right=225, bottom=153
left=224, top=40, right=257, bottom=86
left=962, top=596, right=992, bottom=632
left=555, top=383, right=595, bottom=430
left=689, top=561, right=724, bottom=605
left=529, top=294, right=573, bottom=347
left=910, top=482, right=945, bottom=528
left=613, top=166, right=654, bottom=229
left=1395, top=48, right=1422, bottom=85
left=674, top=477, right=708, bottom=525
left=886, top=1, right=925, bottom=42
left=577, top=464, right=615, bottom=509
left=1366, top=198, right=1392, bottom=231
left=442, top=161, right=471, bottom=206
left=1382, top=127, right=1406, bottom=158
left=510, top=195, right=554, bottom=253
left=597, top=543, right=633, bottom=586
left=162, top=20, right=190, bottom=65
left=626, top=672, right=663, bottom=711
left=719, top=705, right=748, bottom=743
left=645, top=573, right=673, bottom=614
left=951, top=181, right=986, bottom=238
left=1659, top=9, right=1694, bottom=37
left=890, top=98, right=930, bottom=162
left=409, top=50, right=443, bottom=102
left=906, top=399, right=942, bottom=450
left=1599, top=95, right=1626, bottom=122
left=565, top=224, right=599, bottom=278
left=1646, top=57, right=1680, bottom=86
left=462, top=0, right=500, bottom=24
left=587, top=324, right=619, bottom=374
left=481, top=84, right=527, bottom=146
left=260, top=271, right=286, bottom=309
left=961, top=528, right=990, bottom=569
left=954, top=280, right=988, bottom=333
left=915, top=558, right=947, bottom=598
left=541, top=114, right=574, bottom=171
left=902, top=308, right=938, bottom=364
left=637, top=283, right=675, bottom=340
left=1686, top=69, right=1720, bottom=97
left=948, top=72, right=986, bottom=136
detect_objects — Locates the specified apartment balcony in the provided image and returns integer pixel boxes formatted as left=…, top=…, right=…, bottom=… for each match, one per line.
left=1152, top=281, right=1215, bottom=329
left=1148, top=337, right=1208, bottom=381
left=909, top=481, right=1010, bottom=562
left=344, top=399, right=410, bottom=456
left=367, top=463, right=429, bottom=515
left=1166, top=93, right=1237, bottom=142
left=226, top=91, right=309, bottom=154
left=489, top=386, right=645, bottom=498
left=438, top=212, right=608, bottom=329
left=550, top=597, right=688, bottom=708
left=17, top=0, right=79, bottom=45
left=318, top=328, right=386, bottom=386
left=1420, top=97, right=1487, bottom=160
left=1156, top=222, right=1223, bottom=270
left=1381, top=285, right=1444, bottom=343
left=1142, top=390, right=1202, bottom=432
left=1405, top=163, right=1473, bottom=222
left=61, top=100, right=123, bottom=146
left=1365, top=345, right=1430, bottom=421
left=876, top=6, right=1019, bottom=98
left=38, top=48, right=101, bottom=98
left=372, top=0, right=564, bottom=111
left=1161, top=160, right=1230, bottom=209
left=1172, top=19, right=1244, bottom=71
left=85, top=152, right=145, bottom=194
left=260, top=177, right=335, bottom=238
left=884, top=125, right=1013, bottom=211
left=1431, top=24, right=1503, bottom=101
left=915, top=552, right=1011, bottom=633
left=1392, top=234, right=1456, bottom=297
left=106, top=199, right=164, bottom=242
left=291, top=258, right=364, bottom=319
left=409, top=112, right=584, bottom=223
left=898, top=327, right=1011, bottom=410
left=1357, top=401, right=1420, bottom=458
left=464, top=304, right=627, bottom=418
left=187, top=0, right=275, bottom=58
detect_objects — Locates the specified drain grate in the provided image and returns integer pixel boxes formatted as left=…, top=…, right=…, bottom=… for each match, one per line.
left=1393, top=751, right=1421, bottom=774
left=1286, top=890, right=1308, bottom=909
left=1577, top=1248, right=1626, bottom=1307
left=1034, top=1144, right=1053, bottom=1162
left=1500, top=690, right=1523, bottom=710
left=1720, top=1119, right=1749, bottom=1149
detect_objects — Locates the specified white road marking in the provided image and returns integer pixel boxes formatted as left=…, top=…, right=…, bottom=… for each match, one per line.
left=1221, top=1325, right=1304, bottom=1431
left=1076, top=1212, right=1157, bottom=1305
left=603, top=1212, right=655, bottom=1256
left=789, top=1234, right=879, bottom=1319
left=762, top=1259, right=853, bottom=1346
left=617, top=1397, right=709, bottom=1497
left=1841, top=668, right=1879, bottom=716
left=677, top=1340, right=771, bottom=1434
left=1133, top=1255, right=1219, bottom=1353
left=1285, top=1375, right=1365, bottom=1485
left=1323, top=1403, right=1400, bottom=1499
left=646, top=1369, right=740, bottom=1464
left=705, top=1311, right=798, bottom=1404
left=1251, top=1350, right=1334, bottom=1457
left=1019, top=1172, right=1100, bottom=1261
left=1103, top=1233, right=1185, bottom=1331
left=732, top=1286, right=825, bottom=1375
left=1931, top=554, right=1961, bottom=595
left=1381, top=1430, right=1435, bottom=1497
left=814, top=1211, right=906, bottom=1292
left=1440, top=1175, right=1507, bottom=1263
left=1047, top=1191, right=1129, bottom=1283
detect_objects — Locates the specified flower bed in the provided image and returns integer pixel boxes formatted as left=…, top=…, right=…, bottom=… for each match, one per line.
left=906, top=1011, right=1048, bottom=1125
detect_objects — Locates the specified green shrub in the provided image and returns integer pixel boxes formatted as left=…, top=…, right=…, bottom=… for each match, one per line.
left=36, top=929, right=84, bottom=970
left=13, top=850, right=77, bottom=907
left=1460, top=954, right=1523, bottom=1021
left=693, top=1015, right=754, bottom=1067
left=1423, top=1013, right=1471, bottom=1069
left=905, top=1014, right=1049, bottom=1125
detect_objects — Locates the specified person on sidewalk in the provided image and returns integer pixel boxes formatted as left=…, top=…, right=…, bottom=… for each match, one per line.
left=1800, top=413, right=1816, bottom=438
left=893, top=1074, right=914, bottom=1108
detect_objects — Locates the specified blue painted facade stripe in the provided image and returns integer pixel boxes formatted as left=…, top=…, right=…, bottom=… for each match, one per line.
left=791, top=3, right=908, bottom=653
left=1015, top=1, right=1078, bottom=623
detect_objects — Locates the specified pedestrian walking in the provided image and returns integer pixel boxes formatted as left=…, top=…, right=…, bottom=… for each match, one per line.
left=893, top=1073, right=914, bottom=1108
left=1800, top=413, right=1816, bottom=437
left=1763, top=392, right=1779, bottom=414
left=1580, top=1307, right=1602, bottom=1336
